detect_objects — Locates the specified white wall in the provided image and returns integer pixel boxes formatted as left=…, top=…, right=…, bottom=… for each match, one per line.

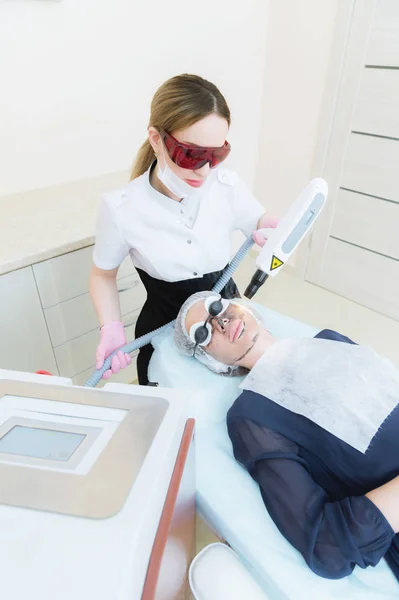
left=255, top=0, right=338, bottom=216
left=0, top=0, right=268, bottom=197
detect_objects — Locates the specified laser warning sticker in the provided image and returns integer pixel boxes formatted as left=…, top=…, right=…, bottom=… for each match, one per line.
left=271, top=256, right=284, bottom=271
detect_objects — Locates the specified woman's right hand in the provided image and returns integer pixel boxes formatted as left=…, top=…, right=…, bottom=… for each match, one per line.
left=95, top=321, right=132, bottom=379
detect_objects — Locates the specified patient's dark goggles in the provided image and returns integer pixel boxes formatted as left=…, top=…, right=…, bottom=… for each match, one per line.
left=189, top=296, right=230, bottom=355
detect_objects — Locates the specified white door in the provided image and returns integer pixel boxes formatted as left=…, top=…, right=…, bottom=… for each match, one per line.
left=306, top=0, right=399, bottom=320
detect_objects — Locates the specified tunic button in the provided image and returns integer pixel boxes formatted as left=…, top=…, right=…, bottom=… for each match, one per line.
left=187, top=240, right=192, bottom=244
left=193, top=272, right=198, bottom=276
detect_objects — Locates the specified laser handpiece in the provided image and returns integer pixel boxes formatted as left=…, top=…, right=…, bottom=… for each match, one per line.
left=244, top=178, right=328, bottom=299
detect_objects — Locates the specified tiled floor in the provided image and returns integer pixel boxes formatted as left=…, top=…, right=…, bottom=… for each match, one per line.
left=195, top=514, right=220, bottom=554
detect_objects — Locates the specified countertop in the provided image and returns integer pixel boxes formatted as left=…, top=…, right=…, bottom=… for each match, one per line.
left=0, top=171, right=128, bottom=276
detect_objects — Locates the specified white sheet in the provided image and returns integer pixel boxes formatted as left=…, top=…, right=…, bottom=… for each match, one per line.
left=241, top=337, right=399, bottom=453
left=149, top=305, right=399, bottom=599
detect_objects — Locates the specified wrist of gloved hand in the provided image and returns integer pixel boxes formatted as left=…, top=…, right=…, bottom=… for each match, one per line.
left=99, top=320, right=125, bottom=336
left=96, top=321, right=132, bottom=379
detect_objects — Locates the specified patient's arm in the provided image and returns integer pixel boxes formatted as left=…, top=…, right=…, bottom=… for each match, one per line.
left=228, top=418, right=395, bottom=580
left=366, top=476, right=399, bottom=533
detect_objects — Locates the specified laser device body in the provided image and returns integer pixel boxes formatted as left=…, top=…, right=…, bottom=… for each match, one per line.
left=244, top=178, right=328, bottom=299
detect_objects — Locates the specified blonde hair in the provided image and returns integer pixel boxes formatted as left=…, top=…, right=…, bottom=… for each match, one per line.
left=130, top=74, right=231, bottom=180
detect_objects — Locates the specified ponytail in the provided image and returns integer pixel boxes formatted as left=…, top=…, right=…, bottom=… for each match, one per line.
left=130, top=139, right=155, bottom=180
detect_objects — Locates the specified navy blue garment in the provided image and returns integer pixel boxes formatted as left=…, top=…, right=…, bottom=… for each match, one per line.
left=227, top=329, right=399, bottom=582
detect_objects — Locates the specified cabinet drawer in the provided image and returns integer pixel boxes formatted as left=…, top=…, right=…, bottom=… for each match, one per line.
left=118, top=273, right=147, bottom=313
left=55, top=311, right=139, bottom=378
left=73, top=358, right=138, bottom=387
left=44, top=274, right=146, bottom=347
left=117, top=257, right=136, bottom=280
left=33, top=246, right=93, bottom=308
left=33, top=247, right=136, bottom=308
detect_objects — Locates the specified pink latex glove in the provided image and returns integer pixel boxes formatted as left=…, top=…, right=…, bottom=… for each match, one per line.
left=95, top=321, right=132, bottom=380
left=253, top=215, right=280, bottom=247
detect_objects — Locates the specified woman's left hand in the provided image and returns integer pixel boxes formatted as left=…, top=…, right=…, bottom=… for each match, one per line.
left=253, top=215, right=280, bottom=247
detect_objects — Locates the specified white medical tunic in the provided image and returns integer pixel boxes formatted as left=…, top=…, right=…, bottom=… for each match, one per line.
left=93, top=163, right=264, bottom=384
left=93, top=165, right=264, bottom=281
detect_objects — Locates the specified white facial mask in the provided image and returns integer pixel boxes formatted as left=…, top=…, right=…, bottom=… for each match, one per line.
left=157, top=145, right=198, bottom=199
left=240, top=338, right=399, bottom=453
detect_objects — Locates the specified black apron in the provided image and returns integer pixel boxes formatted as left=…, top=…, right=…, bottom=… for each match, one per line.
left=135, top=267, right=240, bottom=384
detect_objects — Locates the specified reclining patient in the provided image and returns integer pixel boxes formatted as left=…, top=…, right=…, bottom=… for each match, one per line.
left=174, top=291, right=399, bottom=583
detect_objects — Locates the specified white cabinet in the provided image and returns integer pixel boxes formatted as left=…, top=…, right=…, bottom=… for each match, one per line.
left=43, top=273, right=146, bottom=347
left=32, top=246, right=137, bottom=308
left=33, top=246, right=96, bottom=309
left=0, top=268, right=58, bottom=374
left=34, top=247, right=146, bottom=384
left=55, top=310, right=140, bottom=385
left=1, top=247, right=146, bottom=384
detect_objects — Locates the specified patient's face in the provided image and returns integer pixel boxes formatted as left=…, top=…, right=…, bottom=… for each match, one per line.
left=185, top=300, right=262, bottom=366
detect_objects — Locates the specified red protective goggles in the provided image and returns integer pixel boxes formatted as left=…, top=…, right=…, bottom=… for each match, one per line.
left=160, top=130, right=231, bottom=170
